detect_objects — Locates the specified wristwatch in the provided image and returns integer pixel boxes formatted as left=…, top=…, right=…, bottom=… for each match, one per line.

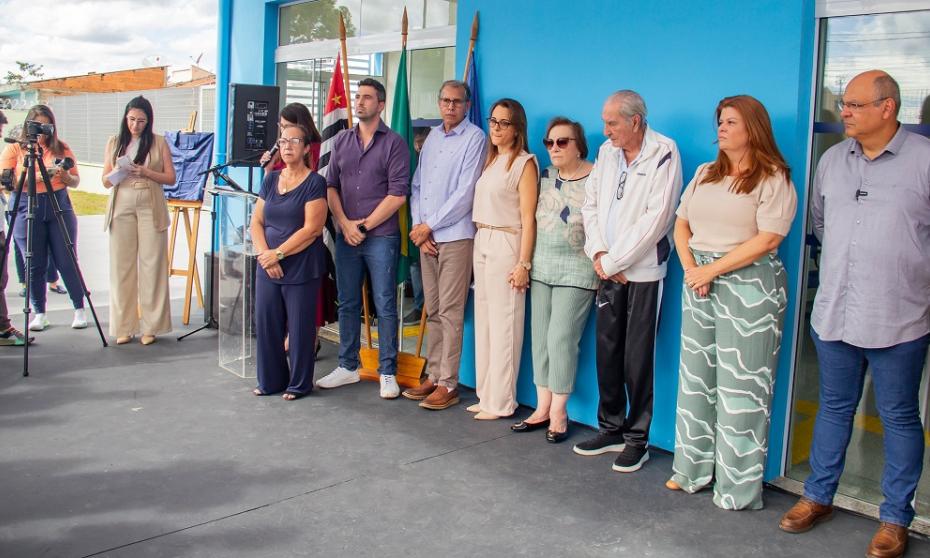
left=357, top=222, right=368, bottom=234
left=275, top=249, right=285, bottom=261
left=519, top=261, right=532, bottom=271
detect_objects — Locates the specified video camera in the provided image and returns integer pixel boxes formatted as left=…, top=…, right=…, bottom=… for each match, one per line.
left=23, top=120, right=54, bottom=141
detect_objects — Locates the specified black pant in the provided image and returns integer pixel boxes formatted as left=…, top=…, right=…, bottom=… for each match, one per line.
left=595, top=279, right=660, bottom=448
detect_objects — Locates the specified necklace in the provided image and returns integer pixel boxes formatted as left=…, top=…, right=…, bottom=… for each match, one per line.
left=558, top=160, right=585, bottom=181
left=278, top=169, right=307, bottom=194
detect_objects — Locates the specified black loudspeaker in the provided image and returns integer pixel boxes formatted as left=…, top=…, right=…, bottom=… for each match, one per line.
left=228, top=83, right=280, bottom=165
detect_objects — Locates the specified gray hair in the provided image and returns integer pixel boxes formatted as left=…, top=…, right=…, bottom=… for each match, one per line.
left=873, top=73, right=901, bottom=117
left=438, top=79, right=471, bottom=102
left=607, top=90, right=648, bottom=125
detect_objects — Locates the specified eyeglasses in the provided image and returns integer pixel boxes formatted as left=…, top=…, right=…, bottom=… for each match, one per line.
left=277, top=137, right=305, bottom=147
left=487, top=117, right=513, bottom=130
left=543, top=137, right=575, bottom=150
left=439, top=97, right=465, bottom=108
left=616, top=171, right=627, bottom=200
left=837, top=97, right=888, bottom=112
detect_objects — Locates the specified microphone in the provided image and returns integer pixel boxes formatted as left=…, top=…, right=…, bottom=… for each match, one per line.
left=4, top=137, right=17, bottom=144
left=855, top=189, right=868, bottom=201
left=262, top=144, right=279, bottom=168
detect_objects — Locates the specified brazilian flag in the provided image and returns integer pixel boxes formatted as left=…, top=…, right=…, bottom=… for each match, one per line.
left=390, top=47, right=418, bottom=285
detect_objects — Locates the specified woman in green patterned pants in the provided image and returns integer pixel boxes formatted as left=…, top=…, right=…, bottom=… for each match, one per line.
left=667, top=95, right=797, bottom=510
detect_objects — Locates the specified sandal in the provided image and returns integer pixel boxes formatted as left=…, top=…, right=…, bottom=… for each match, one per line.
left=282, top=392, right=303, bottom=401
left=49, top=284, right=68, bottom=294
left=252, top=388, right=268, bottom=396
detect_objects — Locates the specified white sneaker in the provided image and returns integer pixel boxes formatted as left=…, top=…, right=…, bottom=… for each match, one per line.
left=379, top=374, right=400, bottom=399
left=71, top=309, right=88, bottom=329
left=315, top=366, right=360, bottom=389
left=29, top=313, right=49, bottom=331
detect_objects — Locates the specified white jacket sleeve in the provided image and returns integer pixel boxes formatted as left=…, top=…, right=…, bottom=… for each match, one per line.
left=600, top=146, right=683, bottom=277
left=582, top=159, right=609, bottom=260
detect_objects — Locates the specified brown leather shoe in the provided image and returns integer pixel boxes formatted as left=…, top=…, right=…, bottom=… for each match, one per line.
left=779, top=497, right=834, bottom=533
left=419, top=386, right=459, bottom=410
left=866, top=522, right=908, bottom=558
left=402, top=378, right=436, bottom=401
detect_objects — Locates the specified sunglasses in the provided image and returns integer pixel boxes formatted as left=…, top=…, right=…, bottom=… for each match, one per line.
left=543, top=137, right=575, bottom=150
left=616, top=170, right=628, bottom=200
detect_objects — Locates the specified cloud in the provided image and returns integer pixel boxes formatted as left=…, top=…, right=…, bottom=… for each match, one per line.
left=0, top=0, right=217, bottom=80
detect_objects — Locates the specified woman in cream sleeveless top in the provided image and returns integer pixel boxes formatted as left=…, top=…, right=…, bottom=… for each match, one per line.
left=469, top=98, right=538, bottom=420
left=102, top=97, right=176, bottom=345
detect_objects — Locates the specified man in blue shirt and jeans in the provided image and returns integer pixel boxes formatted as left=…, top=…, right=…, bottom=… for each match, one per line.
left=779, top=70, right=930, bottom=558
left=316, top=78, right=410, bottom=399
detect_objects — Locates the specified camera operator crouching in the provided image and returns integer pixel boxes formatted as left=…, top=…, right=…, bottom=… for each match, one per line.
left=0, top=105, right=87, bottom=332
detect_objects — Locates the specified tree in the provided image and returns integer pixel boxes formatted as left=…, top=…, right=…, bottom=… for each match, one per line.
left=5, top=61, right=45, bottom=85
left=285, top=0, right=357, bottom=44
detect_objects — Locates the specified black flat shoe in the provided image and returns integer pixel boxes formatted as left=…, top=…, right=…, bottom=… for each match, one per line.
left=546, top=428, right=569, bottom=444
left=511, top=418, right=550, bottom=432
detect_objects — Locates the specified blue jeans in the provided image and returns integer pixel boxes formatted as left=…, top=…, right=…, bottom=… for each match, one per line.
left=805, top=328, right=929, bottom=526
left=12, top=189, right=84, bottom=313
left=335, top=234, right=399, bottom=376
left=409, top=259, right=424, bottom=310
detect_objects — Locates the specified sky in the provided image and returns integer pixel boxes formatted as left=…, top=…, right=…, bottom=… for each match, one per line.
left=0, top=0, right=217, bottom=81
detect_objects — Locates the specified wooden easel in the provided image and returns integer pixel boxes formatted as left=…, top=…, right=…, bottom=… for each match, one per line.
left=166, top=111, right=205, bottom=325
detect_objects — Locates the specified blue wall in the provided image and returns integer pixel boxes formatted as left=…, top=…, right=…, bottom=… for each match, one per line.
left=455, top=0, right=815, bottom=479
left=218, top=0, right=817, bottom=480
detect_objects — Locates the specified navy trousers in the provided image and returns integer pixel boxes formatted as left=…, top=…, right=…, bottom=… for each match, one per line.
left=12, top=189, right=83, bottom=312
left=255, top=273, right=320, bottom=396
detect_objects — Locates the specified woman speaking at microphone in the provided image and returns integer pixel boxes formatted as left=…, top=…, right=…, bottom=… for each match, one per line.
left=250, top=124, right=327, bottom=400
left=102, top=96, right=176, bottom=345
left=0, top=104, right=85, bottom=332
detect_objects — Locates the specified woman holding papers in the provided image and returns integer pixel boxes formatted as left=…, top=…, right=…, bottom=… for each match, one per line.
left=250, top=124, right=327, bottom=400
left=0, top=104, right=85, bottom=332
left=102, top=96, right=176, bottom=345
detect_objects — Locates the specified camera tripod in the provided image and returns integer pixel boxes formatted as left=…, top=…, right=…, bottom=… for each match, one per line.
left=0, top=139, right=107, bottom=377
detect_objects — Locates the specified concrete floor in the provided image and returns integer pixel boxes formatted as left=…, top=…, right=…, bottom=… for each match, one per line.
left=2, top=304, right=930, bottom=558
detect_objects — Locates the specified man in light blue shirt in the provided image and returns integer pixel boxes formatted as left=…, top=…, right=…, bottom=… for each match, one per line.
left=403, top=79, right=487, bottom=410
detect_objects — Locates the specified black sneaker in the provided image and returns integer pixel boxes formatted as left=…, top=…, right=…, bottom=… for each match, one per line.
left=611, top=445, right=649, bottom=473
left=572, top=433, right=626, bottom=456
left=403, top=307, right=424, bottom=325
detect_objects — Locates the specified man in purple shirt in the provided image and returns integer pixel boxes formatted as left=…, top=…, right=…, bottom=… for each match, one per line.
left=316, top=78, right=410, bottom=399
left=401, top=80, right=486, bottom=410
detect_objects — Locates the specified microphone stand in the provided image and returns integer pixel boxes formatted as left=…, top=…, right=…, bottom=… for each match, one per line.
left=178, top=160, right=257, bottom=341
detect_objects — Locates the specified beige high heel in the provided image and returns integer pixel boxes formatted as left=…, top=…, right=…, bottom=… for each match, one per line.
left=116, top=335, right=134, bottom=345
left=140, top=335, right=156, bottom=345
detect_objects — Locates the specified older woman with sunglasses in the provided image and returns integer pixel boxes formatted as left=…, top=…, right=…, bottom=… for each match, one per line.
left=511, top=117, right=597, bottom=442
left=250, top=124, right=328, bottom=400
left=469, top=98, right=538, bottom=420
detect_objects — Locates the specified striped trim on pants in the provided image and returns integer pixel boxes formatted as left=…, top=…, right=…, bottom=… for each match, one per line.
left=671, top=250, right=788, bottom=510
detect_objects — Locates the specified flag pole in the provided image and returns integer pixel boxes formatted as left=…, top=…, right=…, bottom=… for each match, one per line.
left=402, top=6, right=408, bottom=48
left=339, top=14, right=353, bottom=128
left=398, top=6, right=409, bottom=348
left=462, top=11, right=479, bottom=81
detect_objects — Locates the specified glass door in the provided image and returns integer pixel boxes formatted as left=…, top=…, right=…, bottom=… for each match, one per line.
left=785, top=8, right=930, bottom=525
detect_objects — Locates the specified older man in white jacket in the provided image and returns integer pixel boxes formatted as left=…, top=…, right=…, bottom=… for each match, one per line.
left=576, top=90, right=682, bottom=473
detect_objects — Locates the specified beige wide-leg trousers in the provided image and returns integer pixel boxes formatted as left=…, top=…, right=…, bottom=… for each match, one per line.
left=108, top=184, right=172, bottom=337
left=473, top=227, right=525, bottom=417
